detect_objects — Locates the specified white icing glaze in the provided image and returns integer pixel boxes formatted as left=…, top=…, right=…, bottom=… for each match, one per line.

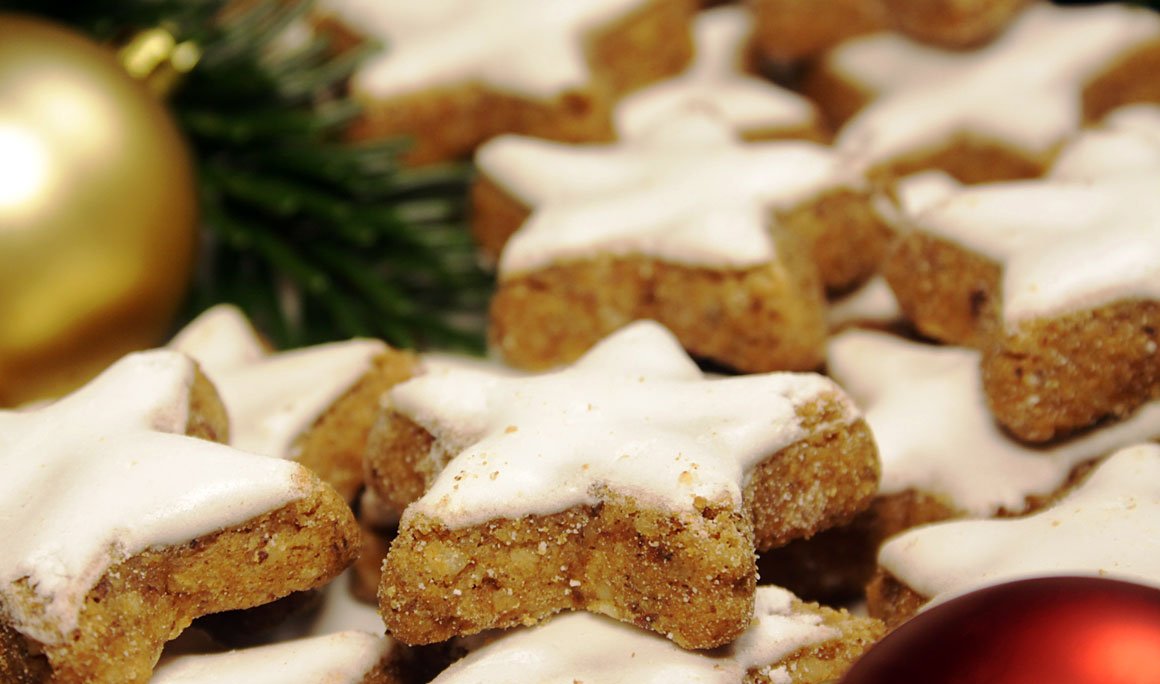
left=834, top=3, right=1160, bottom=168
left=317, top=0, right=648, bottom=99
left=419, top=351, right=525, bottom=378
left=887, top=170, right=961, bottom=219
left=828, top=31, right=964, bottom=98
left=168, top=303, right=265, bottom=370
left=879, top=443, right=1160, bottom=608
left=908, top=175, right=1160, bottom=324
left=478, top=111, right=857, bottom=276
left=1050, top=104, right=1160, bottom=181
left=614, top=6, right=816, bottom=139
left=170, top=304, right=385, bottom=459
left=869, top=170, right=957, bottom=230
left=150, top=631, right=391, bottom=684
left=430, top=586, right=839, bottom=684
left=0, top=351, right=307, bottom=644
left=826, top=275, right=902, bottom=330
left=390, top=321, right=857, bottom=529
left=1103, top=104, right=1160, bottom=140
left=828, top=330, right=1160, bottom=516
left=477, top=134, right=643, bottom=207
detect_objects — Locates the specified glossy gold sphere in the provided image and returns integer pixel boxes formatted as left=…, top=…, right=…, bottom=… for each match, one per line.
left=0, top=14, right=198, bottom=406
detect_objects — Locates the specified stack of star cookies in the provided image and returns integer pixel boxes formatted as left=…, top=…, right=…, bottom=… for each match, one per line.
left=5, top=1, right=1160, bottom=681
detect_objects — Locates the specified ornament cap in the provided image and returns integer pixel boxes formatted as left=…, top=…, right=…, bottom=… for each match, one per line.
left=117, top=26, right=201, bottom=97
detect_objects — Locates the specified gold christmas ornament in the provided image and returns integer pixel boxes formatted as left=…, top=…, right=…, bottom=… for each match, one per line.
left=0, top=14, right=199, bottom=406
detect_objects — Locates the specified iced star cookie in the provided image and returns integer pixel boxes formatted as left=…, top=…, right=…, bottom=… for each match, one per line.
left=477, top=113, right=891, bottom=373
left=832, top=331, right=1160, bottom=520
left=150, top=632, right=400, bottom=684
left=474, top=109, right=883, bottom=286
left=428, top=586, right=884, bottom=684
left=375, top=321, right=879, bottom=649
left=761, top=330, right=1160, bottom=600
left=814, top=2, right=1160, bottom=183
left=750, top=0, right=1029, bottom=66
left=878, top=159, right=1160, bottom=441
left=315, top=0, right=695, bottom=165
left=170, top=304, right=417, bottom=501
left=882, top=106, right=1160, bottom=349
left=868, top=443, right=1160, bottom=627
left=0, top=351, right=359, bottom=684
left=612, top=6, right=823, bottom=142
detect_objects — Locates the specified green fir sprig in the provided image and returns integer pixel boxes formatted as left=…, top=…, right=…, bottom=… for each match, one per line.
left=3, top=0, right=492, bottom=352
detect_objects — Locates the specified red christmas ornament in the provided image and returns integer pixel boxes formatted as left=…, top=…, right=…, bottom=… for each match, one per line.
left=842, top=576, right=1160, bottom=684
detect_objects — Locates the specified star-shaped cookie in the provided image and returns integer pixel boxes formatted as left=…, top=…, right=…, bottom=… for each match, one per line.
left=0, top=350, right=358, bottom=683
left=829, top=3, right=1160, bottom=182
left=870, top=443, right=1160, bottom=623
left=478, top=111, right=889, bottom=372
left=316, top=0, right=695, bottom=164
left=829, top=329, right=1160, bottom=517
left=883, top=169, right=1160, bottom=440
left=428, top=586, right=883, bottom=684
left=325, top=0, right=655, bottom=99
left=170, top=304, right=415, bottom=501
left=613, top=6, right=821, bottom=141
left=375, top=320, right=878, bottom=648
left=881, top=105, right=1160, bottom=344
left=875, top=103, right=1160, bottom=441
left=757, top=327, right=1160, bottom=602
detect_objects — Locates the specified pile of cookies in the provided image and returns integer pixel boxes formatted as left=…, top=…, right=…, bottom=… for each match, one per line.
left=3, top=0, right=1159, bottom=681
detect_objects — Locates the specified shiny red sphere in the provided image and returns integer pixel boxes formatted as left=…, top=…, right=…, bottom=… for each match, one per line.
left=842, top=577, right=1160, bottom=684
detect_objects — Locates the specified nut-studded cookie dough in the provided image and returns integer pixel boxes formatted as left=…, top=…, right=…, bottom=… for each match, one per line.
left=0, top=351, right=359, bottom=684
left=170, top=304, right=417, bottom=502
left=314, top=0, right=696, bottom=165
left=428, top=586, right=884, bottom=684
left=867, top=443, right=1160, bottom=628
left=375, top=321, right=878, bottom=649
